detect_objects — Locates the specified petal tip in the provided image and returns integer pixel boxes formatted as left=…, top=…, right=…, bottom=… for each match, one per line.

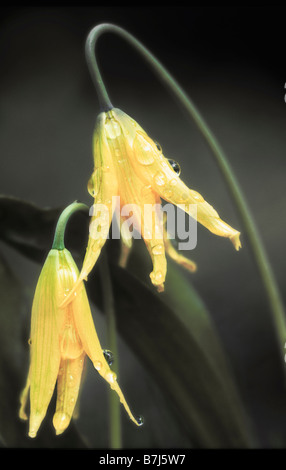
left=28, top=412, right=44, bottom=439
left=157, top=284, right=165, bottom=293
left=231, top=232, right=242, bottom=251
left=19, top=409, right=28, bottom=421
left=149, top=271, right=165, bottom=292
left=53, top=412, right=71, bottom=436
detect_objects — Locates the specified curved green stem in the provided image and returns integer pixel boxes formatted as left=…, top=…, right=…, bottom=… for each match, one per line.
left=99, top=249, right=122, bottom=449
left=52, top=201, right=89, bottom=250
left=85, top=24, right=286, bottom=362
left=85, top=25, right=114, bottom=111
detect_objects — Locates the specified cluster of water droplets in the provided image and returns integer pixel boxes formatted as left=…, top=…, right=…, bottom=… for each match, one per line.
left=133, top=133, right=183, bottom=204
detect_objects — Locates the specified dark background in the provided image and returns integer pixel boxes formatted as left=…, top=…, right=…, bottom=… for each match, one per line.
left=0, top=6, right=286, bottom=448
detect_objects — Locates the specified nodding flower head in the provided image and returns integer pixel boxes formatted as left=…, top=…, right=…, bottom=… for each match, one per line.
left=63, top=107, right=241, bottom=301
left=19, top=246, right=140, bottom=438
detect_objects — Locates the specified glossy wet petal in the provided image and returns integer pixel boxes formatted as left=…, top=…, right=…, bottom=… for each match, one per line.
left=124, top=109, right=241, bottom=250
left=53, top=353, right=85, bottom=435
left=27, top=250, right=65, bottom=437
left=70, top=278, right=140, bottom=425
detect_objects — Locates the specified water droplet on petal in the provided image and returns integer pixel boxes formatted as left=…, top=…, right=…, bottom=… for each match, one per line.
left=63, top=288, right=70, bottom=297
left=162, top=188, right=173, bottom=199
left=134, top=132, right=155, bottom=165
left=150, top=270, right=163, bottom=283
left=190, top=190, right=204, bottom=201
left=154, top=141, right=162, bottom=152
left=105, top=117, right=121, bottom=139
left=152, top=244, right=164, bottom=255
left=103, top=349, right=114, bottom=366
left=136, top=415, right=144, bottom=426
left=154, top=172, right=167, bottom=187
left=178, top=192, right=189, bottom=203
left=94, top=361, right=102, bottom=371
left=105, top=371, right=117, bottom=384
left=87, top=171, right=99, bottom=197
left=168, top=159, right=181, bottom=176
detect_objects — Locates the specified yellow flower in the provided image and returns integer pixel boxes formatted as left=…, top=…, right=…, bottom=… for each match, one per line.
left=19, top=247, right=140, bottom=438
left=63, top=107, right=241, bottom=300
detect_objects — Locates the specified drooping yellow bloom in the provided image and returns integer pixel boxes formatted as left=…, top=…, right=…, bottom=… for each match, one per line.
left=19, top=248, right=140, bottom=438
left=63, top=108, right=241, bottom=300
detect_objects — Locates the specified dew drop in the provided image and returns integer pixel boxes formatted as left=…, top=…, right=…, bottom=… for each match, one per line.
left=63, top=287, right=70, bottom=297
left=154, top=141, right=162, bottom=152
left=155, top=271, right=163, bottom=282
left=105, top=371, right=117, bottom=384
left=136, top=415, right=144, bottom=426
left=28, top=338, right=32, bottom=346
left=105, top=118, right=121, bottom=139
left=87, top=171, right=99, bottom=197
left=68, top=374, right=74, bottom=387
left=162, top=188, right=173, bottom=199
left=153, top=172, right=167, bottom=187
left=94, top=361, right=102, bottom=371
left=168, top=159, right=181, bottom=176
left=190, top=190, right=204, bottom=202
left=134, top=133, right=155, bottom=165
left=152, top=244, right=164, bottom=255
left=103, top=349, right=114, bottom=366
left=150, top=270, right=163, bottom=283
left=178, top=192, right=189, bottom=203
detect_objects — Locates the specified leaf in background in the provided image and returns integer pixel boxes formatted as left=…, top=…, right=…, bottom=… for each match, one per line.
left=97, top=259, right=256, bottom=448
left=0, top=195, right=89, bottom=264
left=0, top=195, right=257, bottom=447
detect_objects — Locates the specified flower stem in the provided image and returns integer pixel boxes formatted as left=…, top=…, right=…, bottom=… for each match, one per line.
left=86, top=23, right=286, bottom=362
left=52, top=201, right=89, bottom=250
left=99, top=249, right=122, bottom=449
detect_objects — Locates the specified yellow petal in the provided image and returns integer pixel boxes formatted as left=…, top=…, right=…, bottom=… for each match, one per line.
left=163, top=225, right=197, bottom=273
left=27, top=249, right=65, bottom=438
left=115, top=210, right=133, bottom=268
left=113, top=108, right=241, bottom=250
left=19, top=373, right=30, bottom=421
left=67, top=265, right=139, bottom=425
left=53, top=353, right=85, bottom=435
left=101, top=110, right=168, bottom=291
left=61, top=118, right=119, bottom=308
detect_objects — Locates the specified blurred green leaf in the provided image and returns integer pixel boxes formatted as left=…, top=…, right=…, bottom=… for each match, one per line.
left=0, top=195, right=89, bottom=264
left=100, top=260, right=256, bottom=447
left=0, top=195, right=257, bottom=447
